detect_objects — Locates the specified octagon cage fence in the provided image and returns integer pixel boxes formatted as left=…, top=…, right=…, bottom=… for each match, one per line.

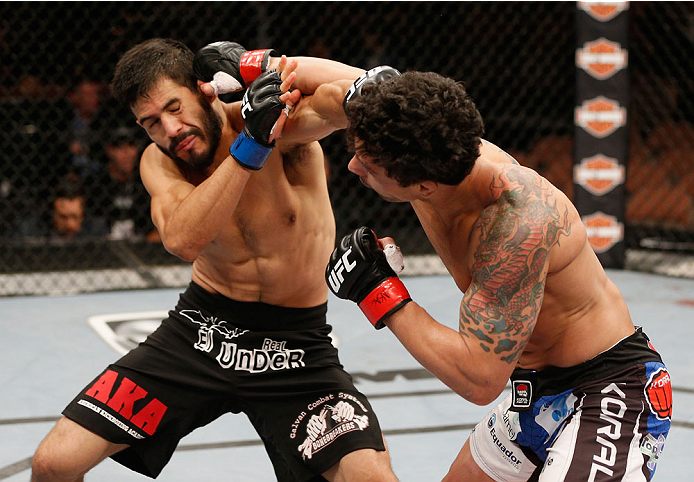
left=1, top=1, right=693, bottom=296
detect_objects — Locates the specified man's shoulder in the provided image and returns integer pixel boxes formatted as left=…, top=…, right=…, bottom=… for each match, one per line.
left=477, top=163, right=575, bottom=243
left=140, top=142, right=166, bottom=164
left=493, top=163, right=563, bottom=207
left=140, top=143, right=180, bottom=176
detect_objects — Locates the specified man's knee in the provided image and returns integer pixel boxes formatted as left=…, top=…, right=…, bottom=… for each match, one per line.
left=322, top=448, right=398, bottom=482
left=31, top=417, right=127, bottom=482
left=31, top=443, right=84, bottom=482
left=443, top=438, right=495, bottom=482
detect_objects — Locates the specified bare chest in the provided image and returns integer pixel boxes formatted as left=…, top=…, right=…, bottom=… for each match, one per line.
left=211, top=151, right=330, bottom=259
left=415, top=210, right=476, bottom=292
left=211, top=177, right=302, bottom=256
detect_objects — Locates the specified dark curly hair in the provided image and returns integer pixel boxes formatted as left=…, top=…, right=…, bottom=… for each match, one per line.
left=111, top=38, right=197, bottom=107
left=345, top=71, right=484, bottom=186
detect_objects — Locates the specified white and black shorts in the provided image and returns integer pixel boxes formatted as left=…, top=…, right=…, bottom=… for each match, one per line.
left=470, top=328, right=672, bottom=482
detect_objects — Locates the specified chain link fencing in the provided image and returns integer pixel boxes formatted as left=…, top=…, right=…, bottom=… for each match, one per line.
left=1, top=2, right=692, bottom=295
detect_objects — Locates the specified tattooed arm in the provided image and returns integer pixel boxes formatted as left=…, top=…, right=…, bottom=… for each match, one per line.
left=385, top=167, right=570, bottom=404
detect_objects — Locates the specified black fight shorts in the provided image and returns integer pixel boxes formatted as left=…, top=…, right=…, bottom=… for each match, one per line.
left=63, top=282, right=386, bottom=480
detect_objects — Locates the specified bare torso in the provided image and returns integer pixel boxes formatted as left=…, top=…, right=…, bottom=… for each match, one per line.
left=413, top=140, right=634, bottom=369
left=146, top=102, right=335, bottom=308
left=192, top=144, right=334, bottom=307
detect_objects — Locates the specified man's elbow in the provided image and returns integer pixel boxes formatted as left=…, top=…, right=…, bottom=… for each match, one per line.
left=162, top=235, right=202, bottom=262
left=314, top=83, right=348, bottom=128
left=451, top=375, right=504, bottom=406
left=467, top=389, right=503, bottom=406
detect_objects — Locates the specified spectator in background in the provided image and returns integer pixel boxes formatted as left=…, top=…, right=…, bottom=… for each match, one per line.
left=0, top=71, right=75, bottom=239
left=90, top=126, right=159, bottom=241
left=14, top=174, right=107, bottom=243
left=68, top=79, right=103, bottom=176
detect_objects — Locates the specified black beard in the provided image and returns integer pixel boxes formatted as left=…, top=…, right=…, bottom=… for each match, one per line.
left=156, top=95, right=223, bottom=172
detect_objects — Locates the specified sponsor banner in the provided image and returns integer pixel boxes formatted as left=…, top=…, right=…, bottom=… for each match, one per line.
left=582, top=212, right=624, bottom=254
left=578, top=2, right=629, bottom=22
left=576, top=37, right=628, bottom=80
left=574, top=154, right=625, bottom=195
left=575, top=96, right=626, bottom=139
left=575, top=3, right=629, bottom=268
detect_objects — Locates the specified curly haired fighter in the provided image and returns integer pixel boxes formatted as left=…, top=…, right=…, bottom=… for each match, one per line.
left=328, top=69, right=672, bottom=481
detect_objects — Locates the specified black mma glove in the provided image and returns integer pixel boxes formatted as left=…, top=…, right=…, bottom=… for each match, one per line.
left=326, top=226, right=411, bottom=329
left=343, top=66, right=401, bottom=113
left=230, top=70, right=285, bottom=170
left=194, top=41, right=278, bottom=101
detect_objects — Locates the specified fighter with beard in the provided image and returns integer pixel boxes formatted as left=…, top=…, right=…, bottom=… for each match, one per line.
left=31, top=39, right=398, bottom=482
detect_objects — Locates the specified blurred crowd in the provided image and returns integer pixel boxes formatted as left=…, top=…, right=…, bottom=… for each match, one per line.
left=2, top=72, right=693, bottom=249
left=0, top=0, right=692, bottom=249
left=1, top=77, right=160, bottom=244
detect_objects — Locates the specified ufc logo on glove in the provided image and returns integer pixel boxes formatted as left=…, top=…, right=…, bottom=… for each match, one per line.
left=241, top=90, right=253, bottom=119
left=327, top=248, right=356, bottom=292
left=326, top=227, right=411, bottom=330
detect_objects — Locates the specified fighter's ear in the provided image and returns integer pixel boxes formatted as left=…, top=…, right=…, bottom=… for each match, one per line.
left=418, top=180, right=438, bottom=199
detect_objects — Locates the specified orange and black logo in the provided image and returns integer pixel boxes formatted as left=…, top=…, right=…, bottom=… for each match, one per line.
left=574, top=154, right=625, bottom=196
left=582, top=212, right=624, bottom=253
left=575, top=96, right=627, bottom=138
left=576, top=37, right=628, bottom=80
left=578, top=2, right=628, bottom=22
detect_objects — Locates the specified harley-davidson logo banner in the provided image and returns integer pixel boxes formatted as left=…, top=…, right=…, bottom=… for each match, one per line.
left=574, top=3, right=629, bottom=268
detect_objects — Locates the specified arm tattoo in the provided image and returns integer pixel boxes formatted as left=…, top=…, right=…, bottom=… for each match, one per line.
left=459, top=167, right=570, bottom=364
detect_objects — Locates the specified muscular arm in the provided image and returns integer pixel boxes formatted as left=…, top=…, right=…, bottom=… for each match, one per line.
left=141, top=62, right=298, bottom=261
left=384, top=302, right=489, bottom=402
left=279, top=79, right=355, bottom=147
left=140, top=145, right=252, bottom=262
left=272, top=57, right=364, bottom=149
left=386, top=168, right=571, bottom=404
left=267, top=56, right=364, bottom=96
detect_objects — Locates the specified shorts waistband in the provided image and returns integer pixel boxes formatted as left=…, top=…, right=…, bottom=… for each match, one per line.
left=512, top=327, right=662, bottom=398
left=177, top=281, right=328, bottom=331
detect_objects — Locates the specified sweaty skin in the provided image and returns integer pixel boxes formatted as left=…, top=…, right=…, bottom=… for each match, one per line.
left=142, top=120, right=334, bottom=307
left=30, top=56, right=400, bottom=482
left=454, top=141, right=633, bottom=370
left=351, top=139, right=635, bottom=404
left=139, top=58, right=361, bottom=308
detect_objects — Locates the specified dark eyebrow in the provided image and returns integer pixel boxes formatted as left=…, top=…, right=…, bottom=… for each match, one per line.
left=138, top=98, right=180, bottom=125
left=355, top=151, right=375, bottom=174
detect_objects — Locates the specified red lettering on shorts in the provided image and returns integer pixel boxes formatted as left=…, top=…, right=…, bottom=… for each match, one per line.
left=106, top=377, right=148, bottom=419
left=84, top=369, right=168, bottom=436
left=84, top=369, right=118, bottom=403
left=130, top=398, right=168, bottom=436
